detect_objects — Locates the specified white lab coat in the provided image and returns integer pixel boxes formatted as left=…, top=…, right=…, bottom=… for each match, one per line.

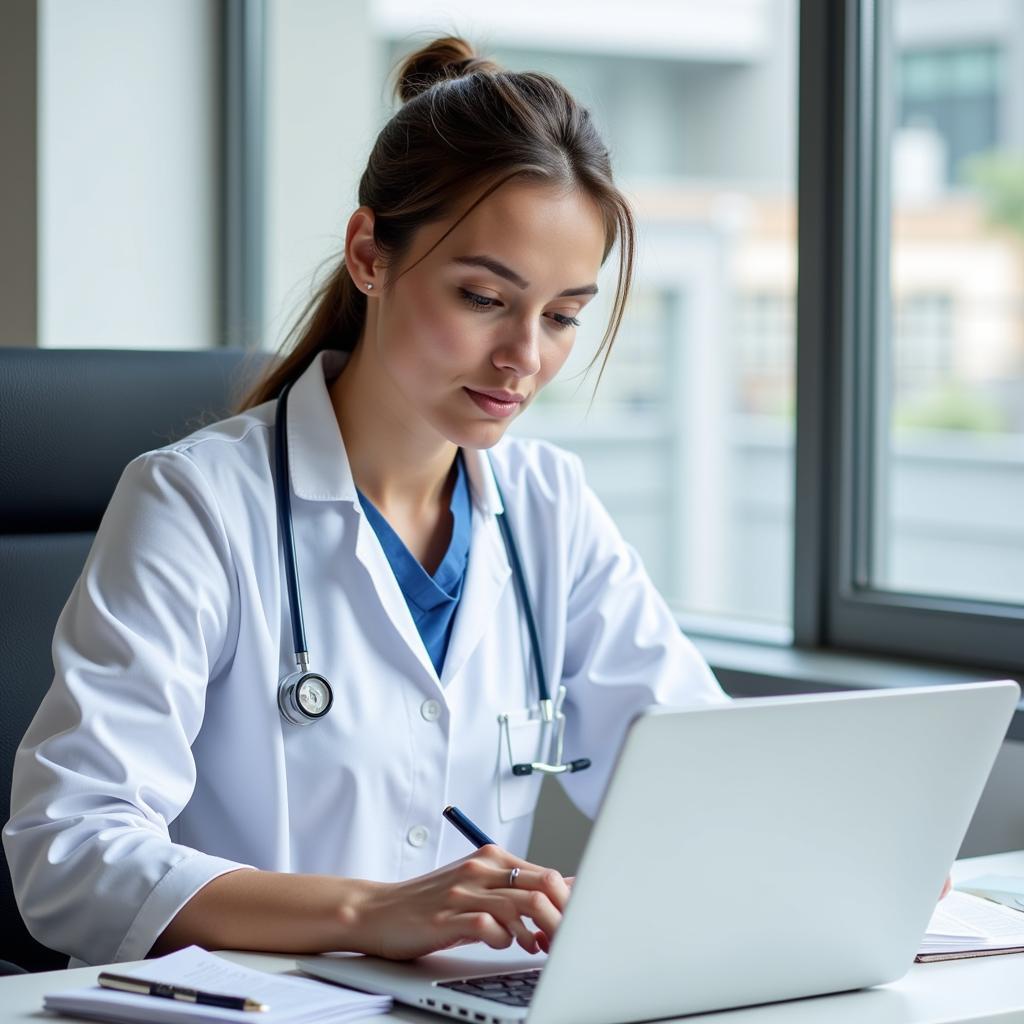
left=3, top=350, right=726, bottom=966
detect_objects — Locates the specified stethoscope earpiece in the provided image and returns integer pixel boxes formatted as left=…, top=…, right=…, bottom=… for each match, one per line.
left=512, top=758, right=592, bottom=777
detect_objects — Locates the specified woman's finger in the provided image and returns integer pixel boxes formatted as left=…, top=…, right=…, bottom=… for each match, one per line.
left=474, top=860, right=572, bottom=913
left=456, top=852, right=571, bottom=912
left=503, top=888, right=562, bottom=936
left=441, top=911, right=517, bottom=952
left=448, top=884, right=549, bottom=949
left=518, top=868, right=571, bottom=914
left=457, top=891, right=554, bottom=951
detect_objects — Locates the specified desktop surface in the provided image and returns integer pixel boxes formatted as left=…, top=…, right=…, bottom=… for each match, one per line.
left=4, top=851, right=1024, bottom=1024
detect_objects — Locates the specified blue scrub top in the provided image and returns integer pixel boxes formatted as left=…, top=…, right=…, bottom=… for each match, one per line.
left=356, top=452, right=472, bottom=675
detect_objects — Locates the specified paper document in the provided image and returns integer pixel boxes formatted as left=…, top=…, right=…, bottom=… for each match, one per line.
left=43, top=945, right=391, bottom=1024
left=917, top=890, right=1024, bottom=962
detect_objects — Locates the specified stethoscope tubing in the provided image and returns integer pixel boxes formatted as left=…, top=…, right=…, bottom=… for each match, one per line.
left=274, top=381, right=550, bottom=703
left=492, top=480, right=552, bottom=711
left=274, top=379, right=309, bottom=663
left=271, top=383, right=589, bottom=774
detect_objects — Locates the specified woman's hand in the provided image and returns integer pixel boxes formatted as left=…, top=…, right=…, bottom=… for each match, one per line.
left=353, top=845, right=571, bottom=961
left=940, top=875, right=952, bottom=900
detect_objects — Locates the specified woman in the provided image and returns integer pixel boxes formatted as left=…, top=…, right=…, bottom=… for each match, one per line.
left=3, top=37, right=726, bottom=968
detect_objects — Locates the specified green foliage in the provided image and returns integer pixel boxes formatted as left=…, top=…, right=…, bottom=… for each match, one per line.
left=895, top=382, right=1008, bottom=434
left=965, top=152, right=1024, bottom=238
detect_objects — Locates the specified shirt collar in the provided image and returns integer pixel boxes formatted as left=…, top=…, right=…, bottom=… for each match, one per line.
left=285, top=349, right=504, bottom=515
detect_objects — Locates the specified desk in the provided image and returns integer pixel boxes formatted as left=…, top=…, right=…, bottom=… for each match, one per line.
left=5, top=852, right=1024, bottom=1024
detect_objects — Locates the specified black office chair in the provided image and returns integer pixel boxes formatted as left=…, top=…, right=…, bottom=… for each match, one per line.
left=0, top=347, right=270, bottom=972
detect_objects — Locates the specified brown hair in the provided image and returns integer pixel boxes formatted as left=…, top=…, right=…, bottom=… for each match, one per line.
left=237, top=35, right=636, bottom=411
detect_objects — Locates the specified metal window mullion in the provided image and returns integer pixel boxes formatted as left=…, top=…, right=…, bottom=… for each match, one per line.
left=833, top=0, right=861, bottom=616
left=867, top=1, right=895, bottom=590
left=829, top=0, right=867, bottom=632
left=849, top=0, right=878, bottom=595
left=793, top=0, right=847, bottom=646
left=838, top=0, right=885, bottom=602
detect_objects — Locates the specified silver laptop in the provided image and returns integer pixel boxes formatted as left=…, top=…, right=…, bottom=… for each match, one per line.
left=299, top=681, right=1019, bottom=1024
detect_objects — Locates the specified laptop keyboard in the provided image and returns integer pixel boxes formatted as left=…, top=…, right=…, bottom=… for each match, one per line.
left=438, top=968, right=543, bottom=1007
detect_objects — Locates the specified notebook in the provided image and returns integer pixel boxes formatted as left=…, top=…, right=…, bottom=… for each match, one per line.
left=917, top=890, right=1024, bottom=962
left=43, top=946, right=391, bottom=1024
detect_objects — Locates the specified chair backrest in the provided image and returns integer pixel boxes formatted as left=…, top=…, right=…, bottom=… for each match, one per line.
left=0, top=347, right=269, bottom=971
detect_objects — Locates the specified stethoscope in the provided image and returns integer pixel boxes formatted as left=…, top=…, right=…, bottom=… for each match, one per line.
left=272, top=378, right=591, bottom=777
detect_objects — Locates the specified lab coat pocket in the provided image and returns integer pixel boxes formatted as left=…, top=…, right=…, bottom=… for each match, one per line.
left=496, top=710, right=547, bottom=822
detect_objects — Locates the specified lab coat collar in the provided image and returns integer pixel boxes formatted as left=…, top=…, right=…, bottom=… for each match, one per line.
left=286, top=350, right=358, bottom=503
left=286, top=349, right=505, bottom=515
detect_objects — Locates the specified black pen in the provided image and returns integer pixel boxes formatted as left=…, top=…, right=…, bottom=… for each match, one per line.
left=97, top=972, right=268, bottom=1012
left=443, top=804, right=496, bottom=848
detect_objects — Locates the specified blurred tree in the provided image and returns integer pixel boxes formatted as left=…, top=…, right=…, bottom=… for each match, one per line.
left=966, top=152, right=1024, bottom=237
left=895, top=381, right=1007, bottom=434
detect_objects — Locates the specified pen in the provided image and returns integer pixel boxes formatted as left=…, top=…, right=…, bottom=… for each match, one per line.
left=97, top=972, right=269, bottom=1012
left=443, top=804, right=496, bottom=848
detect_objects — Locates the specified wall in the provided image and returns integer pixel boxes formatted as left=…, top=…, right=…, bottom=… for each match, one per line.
left=37, top=0, right=220, bottom=349
left=262, top=0, right=379, bottom=350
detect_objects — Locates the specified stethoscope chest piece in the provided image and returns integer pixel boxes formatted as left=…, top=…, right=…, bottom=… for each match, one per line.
left=278, top=669, right=334, bottom=725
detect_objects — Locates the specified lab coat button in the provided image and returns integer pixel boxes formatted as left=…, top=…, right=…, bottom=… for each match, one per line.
left=420, top=699, right=441, bottom=722
left=407, top=825, right=429, bottom=847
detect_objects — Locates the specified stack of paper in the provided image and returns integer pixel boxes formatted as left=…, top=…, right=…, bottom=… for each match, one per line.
left=44, top=946, right=391, bottom=1023
left=917, top=890, right=1024, bottom=962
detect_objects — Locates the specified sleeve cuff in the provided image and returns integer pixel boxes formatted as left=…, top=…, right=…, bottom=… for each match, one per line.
left=114, top=851, right=256, bottom=963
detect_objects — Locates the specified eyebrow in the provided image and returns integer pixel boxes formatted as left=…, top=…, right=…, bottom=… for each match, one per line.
left=451, top=255, right=599, bottom=297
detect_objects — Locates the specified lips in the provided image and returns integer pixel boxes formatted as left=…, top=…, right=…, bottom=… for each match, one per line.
left=469, top=388, right=525, bottom=404
left=463, top=387, right=526, bottom=419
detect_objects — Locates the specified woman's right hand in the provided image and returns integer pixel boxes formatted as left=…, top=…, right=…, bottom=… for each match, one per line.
left=352, top=845, right=572, bottom=961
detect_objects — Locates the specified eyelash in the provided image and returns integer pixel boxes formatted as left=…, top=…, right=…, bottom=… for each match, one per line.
left=458, top=288, right=581, bottom=330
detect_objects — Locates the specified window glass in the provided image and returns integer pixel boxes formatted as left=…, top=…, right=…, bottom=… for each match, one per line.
left=876, top=1, right=1024, bottom=605
left=897, top=45, right=1001, bottom=184
left=379, top=0, right=798, bottom=627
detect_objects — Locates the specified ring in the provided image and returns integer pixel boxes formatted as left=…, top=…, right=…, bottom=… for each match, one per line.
left=508, top=867, right=520, bottom=888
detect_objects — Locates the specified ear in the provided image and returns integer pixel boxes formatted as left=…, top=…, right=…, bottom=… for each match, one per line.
left=345, top=206, right=381, bottom=290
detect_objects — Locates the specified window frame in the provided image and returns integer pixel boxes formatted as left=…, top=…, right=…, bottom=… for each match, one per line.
left=797, top=0, right=1024, bottom=674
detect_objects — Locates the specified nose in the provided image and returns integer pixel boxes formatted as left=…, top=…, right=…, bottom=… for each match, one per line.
left=492, top=320, right=542, bottom=379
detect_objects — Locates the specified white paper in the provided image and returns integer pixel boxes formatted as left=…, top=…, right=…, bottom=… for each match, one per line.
left=919, top=890, right=1024, bottom=953
left=43, top=945, right=391, bottom=1024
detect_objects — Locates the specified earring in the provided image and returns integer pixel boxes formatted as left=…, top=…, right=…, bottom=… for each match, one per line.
left=365, top=282, right=374, bottom=290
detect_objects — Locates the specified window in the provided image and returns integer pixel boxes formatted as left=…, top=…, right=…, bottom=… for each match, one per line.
left=736, top=292, right=795, bottom=416
left=897, top=46, right=1002, bottom=185
left=893, top=292, right=954, bottom=398
left=245, top=0, right=1023, bottom=674
left=382, top=3, right=800, bottom=629
left=818, top=0, right=1024, bottom=667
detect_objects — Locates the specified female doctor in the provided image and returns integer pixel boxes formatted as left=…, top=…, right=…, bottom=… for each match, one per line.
left=3, top=37, right=726, bottom=968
